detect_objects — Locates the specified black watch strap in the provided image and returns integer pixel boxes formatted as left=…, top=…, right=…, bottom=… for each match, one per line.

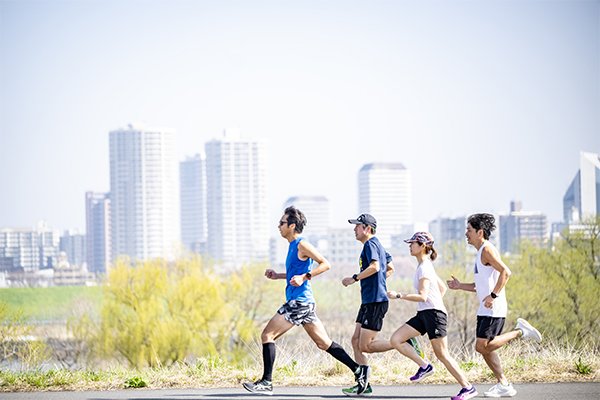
left=352, top=274, right=359, bottom=282
left=490, top=292, right=498, bottom=299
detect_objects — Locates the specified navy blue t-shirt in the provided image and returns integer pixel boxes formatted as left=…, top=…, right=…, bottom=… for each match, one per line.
left=359, top=236, right=392, bottom=304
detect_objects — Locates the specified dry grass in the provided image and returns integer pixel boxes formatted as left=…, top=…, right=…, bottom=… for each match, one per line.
left=2, top=330, right=598, bottom=392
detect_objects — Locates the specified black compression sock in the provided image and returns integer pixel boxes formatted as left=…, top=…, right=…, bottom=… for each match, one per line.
left=262, top=342, right=276, bottom=382
left=326, top=341, right=360, bottom=373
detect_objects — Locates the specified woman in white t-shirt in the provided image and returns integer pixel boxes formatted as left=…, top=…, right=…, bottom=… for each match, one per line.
left=387, top=232, right=477, bottom=400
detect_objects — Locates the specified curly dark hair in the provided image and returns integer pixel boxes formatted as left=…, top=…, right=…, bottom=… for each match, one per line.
left=467, top=213, right=496, bottom=240
left=284, top=206, right=307, bottom=233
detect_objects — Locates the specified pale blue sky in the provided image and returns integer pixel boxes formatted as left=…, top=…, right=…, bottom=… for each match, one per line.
left=0, top=0, right=598, bottom=234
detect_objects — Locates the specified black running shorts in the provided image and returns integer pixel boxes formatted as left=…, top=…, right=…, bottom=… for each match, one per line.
left=476, top=316, right=506, bottom=339
left=406, top=309, right=448, bottom=339
left=355, top=301, right=389, bottom=332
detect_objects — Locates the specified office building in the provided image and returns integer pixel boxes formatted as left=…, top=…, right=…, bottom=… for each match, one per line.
left=499, top=201, right=547, bottom=254
left=109, top=123, right=179, bottom=262
left=564, top=151, right=600, bottom=222
left=205, top=130, right=269, bottom=267
left=0, top=221, right=60, bottom=272
left=180, top=154, right=207, bottom=253
left=59, top=229, right=86, bottom=267
left=358, top=163, right=412, bottom=248
left=85, top=192, right=111, bottom=275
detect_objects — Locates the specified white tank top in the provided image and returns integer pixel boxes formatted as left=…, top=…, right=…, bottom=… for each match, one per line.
left=474, top=241, right=507, bottom=317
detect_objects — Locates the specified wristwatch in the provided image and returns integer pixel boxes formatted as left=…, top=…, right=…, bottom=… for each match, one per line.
left=352, top=274, right=359, bottom=282
left=396, top=293, right=402, bottom=299
left=490, top=292, right=498, bottom=299
left=305, top=272, right=312, bottom=280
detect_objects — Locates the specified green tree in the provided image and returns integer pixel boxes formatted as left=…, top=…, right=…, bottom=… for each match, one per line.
left=510, top=215, right=600, bottom=347
left=70, top=256, right=279, bottom=368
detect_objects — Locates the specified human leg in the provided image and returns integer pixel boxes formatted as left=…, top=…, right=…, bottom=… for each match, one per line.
left=430, top=337, right=470, bottom=388
left=261, top=312, right=294, bottom=381
left=303, top=320, right=359, bottom=373
left=390, top=324, right=426, bottom=366
left=243, top=312, right=294, bottom=395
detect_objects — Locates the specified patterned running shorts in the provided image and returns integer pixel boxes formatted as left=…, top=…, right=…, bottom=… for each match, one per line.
left=277, top=300, right=319, bottom=326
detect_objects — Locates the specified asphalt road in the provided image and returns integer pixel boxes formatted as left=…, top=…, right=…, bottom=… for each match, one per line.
left=0, top=383, right=599, bottom=400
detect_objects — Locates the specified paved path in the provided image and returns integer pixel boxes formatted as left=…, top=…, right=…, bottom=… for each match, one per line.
left=0, top=382, right=599, bottom=400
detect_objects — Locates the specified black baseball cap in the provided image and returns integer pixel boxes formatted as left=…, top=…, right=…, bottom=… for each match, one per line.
left=348, top=213, right=377, bottom=229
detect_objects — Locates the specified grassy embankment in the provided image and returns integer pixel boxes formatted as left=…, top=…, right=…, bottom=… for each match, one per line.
left=0, top=281, right=598, bottom=392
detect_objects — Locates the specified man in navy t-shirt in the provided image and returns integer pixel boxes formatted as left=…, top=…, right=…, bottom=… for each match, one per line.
left=341, top=213, right=395, bottom=396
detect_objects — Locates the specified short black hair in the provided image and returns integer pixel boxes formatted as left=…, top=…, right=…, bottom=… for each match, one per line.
left=467, top=213, right=496, bottom=240
left=284, top=206, right=306, bottom=233
left=362, top=223, right=376, bottom=234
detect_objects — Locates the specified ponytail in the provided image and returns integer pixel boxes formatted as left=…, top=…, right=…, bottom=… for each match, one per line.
left=424, top=244, right=437, bottom=261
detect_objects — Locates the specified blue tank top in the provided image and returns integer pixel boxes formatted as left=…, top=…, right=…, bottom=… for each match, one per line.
left=285, top=237, right=315, bottom=304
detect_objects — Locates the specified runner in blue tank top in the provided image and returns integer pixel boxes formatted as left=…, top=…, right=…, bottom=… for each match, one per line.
left=243, top=206, right=369, bottom=396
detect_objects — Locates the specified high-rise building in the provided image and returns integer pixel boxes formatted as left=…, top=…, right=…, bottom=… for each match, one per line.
left=109, top=123, right=179, bottom=262
left=283, top=196, right=331, bottom=246
left=499, top=201, right=547, bottom=254
left=0, top=221, right=60, bottom=272
left=358, top=163, right=412, bottom=248
left=180, top=154, right=207, bottom=253
left=205, top=130, right=269, bottom=267
left=59, top=229, right=86, bottom=267
left=327, top=228, right=363, bottom=265
left=564, top=151, right=600, bottom=222
left=85, top=192, right=111, bottom=275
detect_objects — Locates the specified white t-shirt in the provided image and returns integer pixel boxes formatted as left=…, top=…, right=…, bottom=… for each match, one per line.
left=413, top=259, right=447, bottom=313
left=474, top=241, right=507, bottom=317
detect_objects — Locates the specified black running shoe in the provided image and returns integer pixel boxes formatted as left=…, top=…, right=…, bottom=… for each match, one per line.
left=355, top=365, right=371, bottom=395
left=243, top=379, right=273, bottom=395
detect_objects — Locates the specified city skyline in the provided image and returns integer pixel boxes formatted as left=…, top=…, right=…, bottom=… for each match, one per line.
left=1, top=1, right=598, bottom=234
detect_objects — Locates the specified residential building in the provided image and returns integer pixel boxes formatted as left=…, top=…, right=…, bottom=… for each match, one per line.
left=205, top=130, right=269, bottom=267
left=85, top=192, right=111, bottom=275
left=429, top=215, right=467, bottom=251
left=564, top=151, right=600, bottom=222
left=109, top=123, right=179, bottom=262
left=327, top=227, right=363, bottom=265
left=180, top=154, right=207, bottom=253
left=59, top=229, right=86, bottom=267
left=0, top=220, right=60, bottom=272
left=358, top=163, right=412, bottom=248
left=499, top=201, right=548, bottom=254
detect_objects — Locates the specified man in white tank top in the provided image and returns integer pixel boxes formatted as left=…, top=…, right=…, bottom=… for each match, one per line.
left=447, top=213, right=542, bottom=398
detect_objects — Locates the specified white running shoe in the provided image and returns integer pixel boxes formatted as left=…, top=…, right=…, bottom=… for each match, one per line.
left=516, top=318, right=542, bottom=343
left=484, top=383, right=517, bottom=397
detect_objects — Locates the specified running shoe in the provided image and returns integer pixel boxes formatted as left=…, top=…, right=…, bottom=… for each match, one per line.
left=342, top=383, right=373, bottom=396
left=408, top=336, right=424, bottom=358
left=355, top=365, right=371, bottom=395
left=515, top=318, right=542, bottom=343
left=484, top=382, right=517, bottom=397
left=410, top=363, right=434, bottom=382
left=242, top=379, right=273, bottom=395
left=451, top=385, right=478, bottom=400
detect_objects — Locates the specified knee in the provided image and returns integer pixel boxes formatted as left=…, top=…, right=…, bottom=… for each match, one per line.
left=315, top=340, right=330, bottom=351
left=475, top=342, right=489, bottom=355
left=261, top=331, right=274, bottom=344
left=389, top=335, right=402, bottom=350
left=359, top=342, right=372, bottom=354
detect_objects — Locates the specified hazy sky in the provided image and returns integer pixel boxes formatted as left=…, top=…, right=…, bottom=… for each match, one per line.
left=1, top=0, right=598, bottom=235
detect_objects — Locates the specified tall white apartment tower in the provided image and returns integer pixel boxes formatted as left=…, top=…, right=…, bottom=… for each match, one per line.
left=205, top=130, right=269, bottom=267
left=358, top=163, right=412, bottom=248
left=109, top=123, right=179, bottom=262
left=180, top=154, right=207, bottom=252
